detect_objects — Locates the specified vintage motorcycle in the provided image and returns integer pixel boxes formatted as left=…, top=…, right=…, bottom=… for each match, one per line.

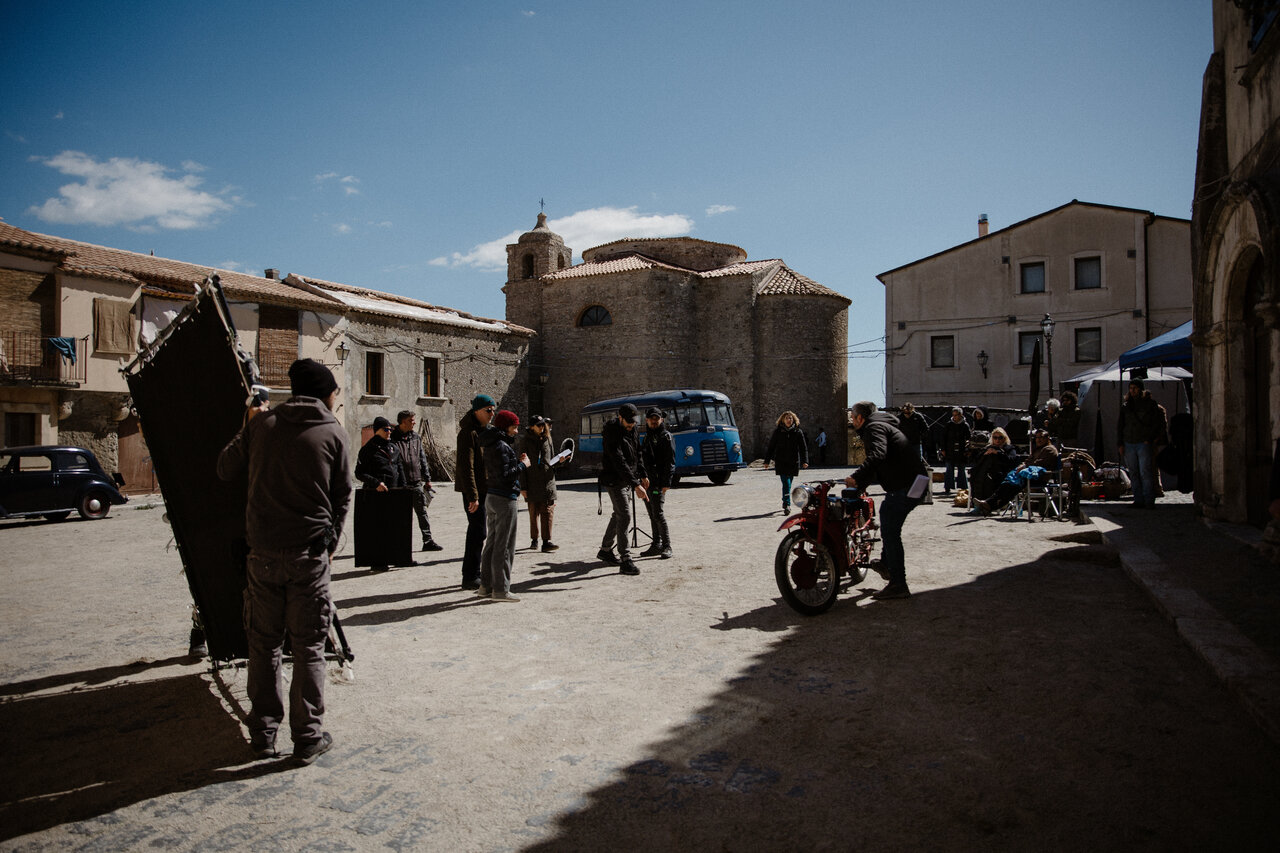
left=775, top=480, right=880, bottom=615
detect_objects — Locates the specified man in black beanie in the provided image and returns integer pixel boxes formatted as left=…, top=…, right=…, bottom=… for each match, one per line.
left=217, top=358, right=350, bottom=765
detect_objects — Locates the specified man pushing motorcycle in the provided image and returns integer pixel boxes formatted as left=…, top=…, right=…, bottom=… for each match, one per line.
left=844, top=401, right=930, bottom=600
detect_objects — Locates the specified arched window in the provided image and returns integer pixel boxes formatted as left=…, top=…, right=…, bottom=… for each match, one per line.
left=578, top=305, right=612, bottom=327
left=521, top=254, right=535, bottom=279
left=557, top=254, right=567, bottom=270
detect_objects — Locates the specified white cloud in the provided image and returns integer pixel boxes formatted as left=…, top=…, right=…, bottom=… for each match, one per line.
left=430, top=205, right=694, bottom=271
left=522, top=10, right=536, bottom=16
left=316, top=172, right=360, bottom=194
left=333, top=223, right=353, bottom=235
left=706, top=204, right=736, bottom=216
left=53, top=111, right=64, bottom=120
left=315, top=171, right=339, bottom=182
left=27, top=151, right=232, bottom=229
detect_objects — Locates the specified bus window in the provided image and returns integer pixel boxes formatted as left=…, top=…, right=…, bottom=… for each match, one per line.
left=706, top=402, right=734, bottom=426
left=673, top=404, right=705, bottom=429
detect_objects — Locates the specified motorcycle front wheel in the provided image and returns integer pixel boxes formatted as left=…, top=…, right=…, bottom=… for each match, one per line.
left=775, top=530, right=840, bottom=615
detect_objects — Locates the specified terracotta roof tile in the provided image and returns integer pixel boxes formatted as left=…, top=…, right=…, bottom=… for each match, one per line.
left=757, top=264, right=850, bottom=304
left=541, top=254, right=693, bottom=280
left=699, top=260, right=779, bottom=278
left=296, top=276, right=532, bottom=335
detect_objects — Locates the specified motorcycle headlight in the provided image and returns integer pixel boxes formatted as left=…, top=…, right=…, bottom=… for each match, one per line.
left=791, top=484, right=814, bottom=510
left=684, top=446, right=694, bottom=457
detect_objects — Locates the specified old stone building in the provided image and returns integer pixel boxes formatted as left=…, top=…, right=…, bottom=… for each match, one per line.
left=504, top=213, right=851, bottom=462
left=1191, top=0, right=1280, bottom=529
left=0, top=220, right=531, bottom=489
left=878, top=201, right=1193, bottom=411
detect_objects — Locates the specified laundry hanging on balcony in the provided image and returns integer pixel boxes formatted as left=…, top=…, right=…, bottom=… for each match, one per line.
left=46, top=336, right=77, bottom=365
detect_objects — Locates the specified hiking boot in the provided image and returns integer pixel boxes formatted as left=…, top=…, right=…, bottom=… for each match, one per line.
left=871, top=583, right=912, bottom=600
left=660, top=545, right=673, bottom=559
left=597, top=548, right=620, bottom=565
left=250, top=734, right=277, bottom=760
left=474, top=585, right=492, bottom=597
left=491, top=591, right=521, bottom=602
left=531, top=539, right=539, bottom=551
left=619, top=560, right=640, bottom=576
left=293, top=732, right=333, bottom=766
left=422, top=540, right=444, bottom=552
left=541, top=541, right=559, bottom=552
left=639, top=545, right=663, bottom=557
left=461, top=580, right=480, bottom=590
left=188, top=628, right=207, bottom=658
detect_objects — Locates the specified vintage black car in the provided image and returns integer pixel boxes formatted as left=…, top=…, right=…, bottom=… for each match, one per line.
left=0, top=445, right=128, bottom=521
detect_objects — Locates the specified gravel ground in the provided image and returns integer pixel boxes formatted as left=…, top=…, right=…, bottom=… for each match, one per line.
left=2, top=466, right=1279, bottom=851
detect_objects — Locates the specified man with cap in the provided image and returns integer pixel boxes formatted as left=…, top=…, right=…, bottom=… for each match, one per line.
left=517, top=414, right=560, bottom=552
left=639, top=406, right=675, bottom=558
left=392, top=409, right=442, bottom=552
left=598, top=402, right=648, bottom=575
left=456, top=394, right=496, bottom=589
left=355, top=415, right=403, bottom=573
left=217, top=358, right=350, bottom=765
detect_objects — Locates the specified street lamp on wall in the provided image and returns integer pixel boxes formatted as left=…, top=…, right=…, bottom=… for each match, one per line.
left=976, top=349, right=989, bottom=379
left=1040, top=313, right=1056, bottom=394
left=336, top=341, right=351, bottom=364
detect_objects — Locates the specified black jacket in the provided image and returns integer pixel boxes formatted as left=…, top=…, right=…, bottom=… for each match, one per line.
left=850, top=412, right=928, bottom=493
left=479, top=426, right=527, bottom=500
left=599, top=417, right=645, bottom=487
left=943, top=419, right=972, bottom=458
left=897, top=410, right=928, bottom=448
left=641, top=423, right=676, bottom=490
left=355, top=434, right=402, bottom=490
left=517, top=427, right=557, bottom=503
left=765, top=424, right=809, bottom=477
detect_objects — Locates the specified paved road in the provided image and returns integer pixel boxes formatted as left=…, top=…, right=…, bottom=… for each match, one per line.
left=2, top=467, right=1278, bottom=851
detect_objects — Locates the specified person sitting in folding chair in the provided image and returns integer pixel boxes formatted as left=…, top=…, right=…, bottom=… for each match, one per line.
left=972, top=429, right=1060, bottom=516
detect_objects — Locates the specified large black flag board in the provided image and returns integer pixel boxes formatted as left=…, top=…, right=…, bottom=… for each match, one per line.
left=122, top=277, right=264, bottom=661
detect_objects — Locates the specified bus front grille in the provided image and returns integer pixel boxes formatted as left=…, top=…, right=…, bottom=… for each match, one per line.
left=700, top=439, right=728, bottom=465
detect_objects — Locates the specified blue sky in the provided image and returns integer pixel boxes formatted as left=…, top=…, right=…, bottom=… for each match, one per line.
left=1, top=0, right=1211, bottom=404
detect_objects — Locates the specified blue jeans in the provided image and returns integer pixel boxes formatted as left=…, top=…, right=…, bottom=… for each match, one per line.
left=780, top=475, right=795, bottom=507
left=1124, top=442, right=1157, bottom=506
left=878, top=489, right=921, bottom=587
left=944, top=458, right=968, bottom=491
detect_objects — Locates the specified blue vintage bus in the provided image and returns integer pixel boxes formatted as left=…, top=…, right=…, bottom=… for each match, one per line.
left=578, top=389, right=746, bottom=484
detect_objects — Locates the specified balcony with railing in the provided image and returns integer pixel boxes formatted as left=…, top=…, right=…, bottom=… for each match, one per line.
left=0, top=332, right=88, bottom=385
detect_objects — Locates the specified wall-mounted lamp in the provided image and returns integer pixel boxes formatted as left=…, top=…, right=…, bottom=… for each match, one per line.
left=977, top=349, right=989, bottom=379
left=336, top=341, right=351, bottom=364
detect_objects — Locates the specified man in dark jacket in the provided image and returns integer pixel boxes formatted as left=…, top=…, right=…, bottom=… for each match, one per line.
left=639, top=407, right=675, bottom=559
left=392, top=410, right=442, bottom=552
left=1117, top=380, right=1166, bottom=508
left=941, top=408, right=971, bottom=495
left=216, top=358, right=350, bottom=765
left=845, top=401, right=929, bottom=600
left=455, top=394, right=496, bottom=589
left=897, top=403, right=933, bottom=504
left=598, top=403, right=648, bottom=576
left=517, top=415, right=559, bottom=552
left=355, top=416, right=402, bottom=573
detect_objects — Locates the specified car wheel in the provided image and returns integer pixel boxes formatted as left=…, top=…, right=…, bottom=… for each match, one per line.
left=43, top=511, right=72, bottom=522
left=77, top=490, right=112, bottom=520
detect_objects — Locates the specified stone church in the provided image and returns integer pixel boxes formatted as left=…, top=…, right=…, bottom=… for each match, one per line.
left=503, top=213, right=851, bottom=463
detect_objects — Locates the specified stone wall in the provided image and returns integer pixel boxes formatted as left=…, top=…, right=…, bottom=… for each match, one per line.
left=55, top=390, right=131, bottom=470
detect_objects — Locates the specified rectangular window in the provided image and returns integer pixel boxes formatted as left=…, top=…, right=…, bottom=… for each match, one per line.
left=422, top=356, right=440, bottom=397
left=930, top=335, right=955, bottom=368
left=1019, top=331, right=1044, bottom=365
left=1075, top=327, right=1102, bottom=362
left=1074, top=256, right=1102, bottom=290
left=257, top=305, right=300, bottom=387
left=4, top=412, right=36, bottom=448
left=1020, top=262, right=1045, bottom=294
left=365, top=351, right=384, bottom=396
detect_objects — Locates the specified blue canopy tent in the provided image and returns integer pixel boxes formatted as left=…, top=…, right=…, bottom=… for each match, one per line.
left=1118, top=320, right=1193, bottom=370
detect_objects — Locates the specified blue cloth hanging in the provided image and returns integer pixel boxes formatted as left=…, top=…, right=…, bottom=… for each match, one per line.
left=47, top=337, right=77, bottom=364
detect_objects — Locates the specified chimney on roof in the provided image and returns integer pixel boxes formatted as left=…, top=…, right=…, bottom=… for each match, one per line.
left=264, top=268, right=280, bottom=280
left=978, top=214, right=989, bottom=238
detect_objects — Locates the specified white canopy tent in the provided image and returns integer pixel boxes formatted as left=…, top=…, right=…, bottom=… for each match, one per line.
left=1066, top=360, right=1191, bottom=463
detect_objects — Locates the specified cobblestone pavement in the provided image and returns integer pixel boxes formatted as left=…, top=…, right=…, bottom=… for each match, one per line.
left=2, top=467, right=1279, bottom=851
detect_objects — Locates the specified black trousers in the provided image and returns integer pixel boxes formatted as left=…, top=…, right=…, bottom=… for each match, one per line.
left=645, top=490, right=670, bottom=548
left=461, top=495, right=486, bottom=585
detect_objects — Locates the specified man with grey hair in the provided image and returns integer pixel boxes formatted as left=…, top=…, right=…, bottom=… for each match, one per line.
left=845, top=401, right=928, bottom=600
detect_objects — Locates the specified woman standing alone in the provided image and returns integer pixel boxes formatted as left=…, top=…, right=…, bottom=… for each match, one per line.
left=764, top=411, right=809, bottom=513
